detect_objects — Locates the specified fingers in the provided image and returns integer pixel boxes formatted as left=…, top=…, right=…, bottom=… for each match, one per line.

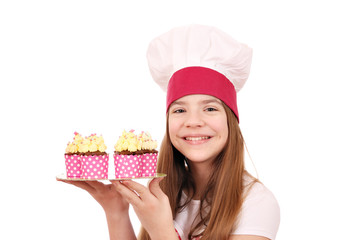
left=148, top=177, right=166, bottom=199
left=122, top=180, right=149, bottom=198
left=111, top=178, right=167, bottom=207
left=111, top=180, right=143, bottom=207
left=57, top=179, right=96, bottom=194
left=85, top=180, right=107, bottom=190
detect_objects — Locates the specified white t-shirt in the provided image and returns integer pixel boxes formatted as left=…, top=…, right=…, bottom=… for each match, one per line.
left=173, top=181, right=280, bottom=240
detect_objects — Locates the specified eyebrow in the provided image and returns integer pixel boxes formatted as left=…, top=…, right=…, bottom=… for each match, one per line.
left=171, top=98, right=222, bottom=106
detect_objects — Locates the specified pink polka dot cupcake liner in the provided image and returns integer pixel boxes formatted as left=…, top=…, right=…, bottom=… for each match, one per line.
left=114, top=154, right=141, bottom=178
left=140, top=153, right=158, bottom=177
left=65, top=154, right=82, bottom=178
left=81, top=154, right=109, bottom=179
left=64, top=152, right=157, bottom=179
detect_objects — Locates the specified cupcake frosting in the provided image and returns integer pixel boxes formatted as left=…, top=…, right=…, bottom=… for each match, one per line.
left=114, top=130, right=141, bottom=152
left=65, top=132, right=84, bottom=154
left=79, top=134, right=107, bottom=153
left=114, top=130, right=158, bottom=154
left=138, top=131, right=157, bottom=150
left=66, top=132, right=107, bottom=155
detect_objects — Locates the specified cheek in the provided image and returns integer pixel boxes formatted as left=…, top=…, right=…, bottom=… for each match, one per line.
left=220, top=128, right=228, bottom=146
left=224, top=120, right=229, bottom=139
left=215, top=117, right=229, bottom=144
left=168, top=118, right=180, bottom=144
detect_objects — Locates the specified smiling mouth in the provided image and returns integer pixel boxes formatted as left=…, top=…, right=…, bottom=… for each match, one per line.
left=184, top=136, right=211, bottom=141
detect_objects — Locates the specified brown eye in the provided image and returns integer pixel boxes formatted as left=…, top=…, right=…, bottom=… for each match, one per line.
left=174, top=109, right=185, bottom=113
left=205, top=107, right=217, bottom=112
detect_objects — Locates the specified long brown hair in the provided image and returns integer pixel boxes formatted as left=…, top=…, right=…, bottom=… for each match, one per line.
left=139, top=103, right=256, bottom=240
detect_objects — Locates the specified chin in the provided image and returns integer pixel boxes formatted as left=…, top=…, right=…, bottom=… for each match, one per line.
left=184, top=153, right=214, bottom=164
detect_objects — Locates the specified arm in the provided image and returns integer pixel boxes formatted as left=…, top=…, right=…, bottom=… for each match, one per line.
left=112, top=178, right=179, bottom=240
left=106, top=210, right=136, bottom=240
left=57, top=179, right=136, bottom=240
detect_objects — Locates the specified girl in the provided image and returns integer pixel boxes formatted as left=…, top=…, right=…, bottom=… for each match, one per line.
left=59, top=24, right=280, bottom=240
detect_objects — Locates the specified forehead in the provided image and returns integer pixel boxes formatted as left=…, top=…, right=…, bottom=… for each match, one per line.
left=171, top=94, right=222, bottom=106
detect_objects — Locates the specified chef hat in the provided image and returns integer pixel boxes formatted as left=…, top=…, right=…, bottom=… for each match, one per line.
left=146, top=24, right=253, bottom=121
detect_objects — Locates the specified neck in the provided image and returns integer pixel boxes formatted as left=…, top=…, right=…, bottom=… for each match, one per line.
left=187, top=161, right=213, bottom=200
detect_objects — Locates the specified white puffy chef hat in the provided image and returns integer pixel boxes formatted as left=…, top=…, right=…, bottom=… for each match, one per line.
left=146, top=24, right=253, bottom=121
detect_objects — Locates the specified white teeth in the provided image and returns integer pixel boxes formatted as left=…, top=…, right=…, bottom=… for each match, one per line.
left=185, top=137, right=210, bottom=141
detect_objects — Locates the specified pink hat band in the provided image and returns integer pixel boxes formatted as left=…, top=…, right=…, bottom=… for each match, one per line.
left=166, top=66, right=239, bottom=121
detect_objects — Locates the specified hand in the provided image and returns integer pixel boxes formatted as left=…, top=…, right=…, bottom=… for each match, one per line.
left=58, top=179, right=137, bottom=239
left=57, top=179, right=129, bottom=216
left=112, top=178, right=178, bottom=240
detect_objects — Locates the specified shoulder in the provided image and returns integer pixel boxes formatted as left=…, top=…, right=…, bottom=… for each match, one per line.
left=232, top=181, right=280, bottom=240
left=244, top=181, right=278, bottom=206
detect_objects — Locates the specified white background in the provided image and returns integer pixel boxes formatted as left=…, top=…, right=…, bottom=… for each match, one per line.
left=1, top=0, right=359, bottom=239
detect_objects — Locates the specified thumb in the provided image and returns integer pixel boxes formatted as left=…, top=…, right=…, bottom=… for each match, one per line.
left=148, top=177, right=165, bottom=199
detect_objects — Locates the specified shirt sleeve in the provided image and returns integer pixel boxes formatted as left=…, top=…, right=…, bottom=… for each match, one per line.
left=231, top=182, right=280, bottom=240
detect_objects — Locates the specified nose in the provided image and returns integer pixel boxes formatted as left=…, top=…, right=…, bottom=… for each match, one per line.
left=184, top=111, right=204, bottom=128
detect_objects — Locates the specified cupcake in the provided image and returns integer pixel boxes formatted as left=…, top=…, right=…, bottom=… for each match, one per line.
left=138, top=131, right=158, bottom=177
left=64, top=132, right=84, bottom=178
left=78, top=133, right=109, bottom=179
left=114, top=130, right=142, bottom=178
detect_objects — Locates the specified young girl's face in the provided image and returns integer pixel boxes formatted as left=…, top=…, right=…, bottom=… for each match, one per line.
left=168, top=94, right=228, bottom=165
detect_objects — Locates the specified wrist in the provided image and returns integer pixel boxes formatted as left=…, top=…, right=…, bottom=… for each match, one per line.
left=149, top=226, right=179, bottom=240
left=106, top=211, right=136, bottom=240
left=105, top=208, right=129, bottom=222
